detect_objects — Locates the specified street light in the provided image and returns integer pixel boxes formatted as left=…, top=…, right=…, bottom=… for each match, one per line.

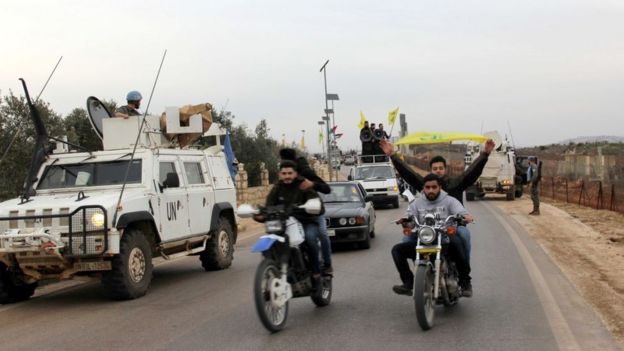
left=320, top=60, right=340, bottom=181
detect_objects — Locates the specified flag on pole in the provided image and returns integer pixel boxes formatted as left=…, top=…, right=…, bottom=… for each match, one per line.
left=224, top=131, right=238, bottom=181
left=388, top=107, right=399, bottom=125
left=358, top=111, right=366, bottom=129
left=331, top=125, right=338, bottom=134
left=318, top=129, right=324, bottom=144
left=335, top=133, right=344, bottom=139
left=300, top=135, right=305, bottom=149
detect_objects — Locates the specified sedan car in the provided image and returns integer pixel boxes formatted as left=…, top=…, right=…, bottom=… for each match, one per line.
left=320, top=182, right=376, bottom=249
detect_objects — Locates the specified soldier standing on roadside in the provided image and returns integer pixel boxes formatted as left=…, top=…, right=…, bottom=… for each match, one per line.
left=527, top=156, right=542, bottom=215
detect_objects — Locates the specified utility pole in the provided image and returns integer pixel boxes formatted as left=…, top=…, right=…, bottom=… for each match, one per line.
left=320, top=59, right=333, bottom=181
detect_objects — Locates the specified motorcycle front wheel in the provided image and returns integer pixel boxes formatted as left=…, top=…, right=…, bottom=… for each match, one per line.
left=414, top=264, right=436, bottom=330
left=254, top=258, right=289, bottom=332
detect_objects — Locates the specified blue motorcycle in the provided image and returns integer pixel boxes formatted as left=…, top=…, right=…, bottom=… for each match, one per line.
left=238, top=199, right=332, bottom=332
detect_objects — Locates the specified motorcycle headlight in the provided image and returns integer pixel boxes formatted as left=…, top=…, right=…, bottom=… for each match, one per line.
left=90, top=213, right=105, bottom=228
left=418, top=226, right=436, bottom=245
left=265, top=220, right=283, bottom=233
left=339, top=218, right=347, bottom=226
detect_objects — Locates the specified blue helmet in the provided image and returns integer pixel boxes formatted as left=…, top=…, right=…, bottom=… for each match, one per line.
left=126, top=90, right=142, bottom=101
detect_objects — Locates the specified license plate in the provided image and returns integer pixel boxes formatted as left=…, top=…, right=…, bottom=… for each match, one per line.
left=74, top=261, right=112, bottom=271
left=327, top=229, right=336, bottom=237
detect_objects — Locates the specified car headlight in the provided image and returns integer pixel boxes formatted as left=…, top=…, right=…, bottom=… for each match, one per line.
left=90, top=213, right=105, bottom=227
left=348, top=217, right=356, bottom=225
left=418, top=226, right=436, bottom=245
left=339, top=218, right=347, bottom=226
left=265, top=220, right=283, bottom=233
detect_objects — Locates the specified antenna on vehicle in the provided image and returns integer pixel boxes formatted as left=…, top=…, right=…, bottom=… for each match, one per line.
left=507, top=120, right=517, bottom=149
left=0, top=56, right=63, bottom=166
left=112, top=50, right=168, bottom=227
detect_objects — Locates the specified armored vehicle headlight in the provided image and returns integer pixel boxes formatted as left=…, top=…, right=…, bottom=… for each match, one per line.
left=418, top=226, right=436, bottom=245
left=90, top=213, right=105, bottom=227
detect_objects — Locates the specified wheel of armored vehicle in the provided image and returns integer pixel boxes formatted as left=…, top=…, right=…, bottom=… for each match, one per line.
left=506, top=187, right=515, bottom=201
left=200, top=217, right=234, bottom=271
left=102, top=229, right=153, bottom=300
left=0, top=265, right=38, bottom=304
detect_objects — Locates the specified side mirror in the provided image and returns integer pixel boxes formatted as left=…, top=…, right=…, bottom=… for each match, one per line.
left=163, top=172, right=180, bottom=189
left=298, top=198, right=322, bottom=215
left=365, top=195, right=374, bottom=202
left=237, top=204, right=260, bottom=218
left=347, top=175, right=353, bottom=181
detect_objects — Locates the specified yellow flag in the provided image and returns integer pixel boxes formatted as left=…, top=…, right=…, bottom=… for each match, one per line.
left=318, top=129, right=324, bottom=144
left=358, top=111, right=366, bottom=129
left=300, top=135, right=305, bottom=149
left=396, top=131, right=488, bottom=145
left=388, top=107, right=399, bottom=125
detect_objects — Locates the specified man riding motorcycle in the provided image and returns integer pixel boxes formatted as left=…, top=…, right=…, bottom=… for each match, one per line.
left=391, top=174, right=474, bottom=297
left=255, top=160, right=325, bottom=276
left=380, top=138, right=494, bottom=262
left=279, top=148, right=333, bottom=274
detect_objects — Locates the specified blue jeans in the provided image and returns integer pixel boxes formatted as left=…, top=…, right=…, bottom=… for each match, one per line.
left=303, top=222, right=321, bottom=274
left=457, top=225, right=471, bottom=260
left=317, top=215, right=332, bottom=267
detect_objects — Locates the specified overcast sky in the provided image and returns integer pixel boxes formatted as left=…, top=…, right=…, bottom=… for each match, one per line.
left=2, top=0, right=624, bottom=152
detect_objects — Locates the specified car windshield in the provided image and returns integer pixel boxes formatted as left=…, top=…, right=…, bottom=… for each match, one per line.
left=354, top=166, right=394, bottom=180
left=37, top=160, right=142, bottom=189
left=320, top=184, right=362, bottom=203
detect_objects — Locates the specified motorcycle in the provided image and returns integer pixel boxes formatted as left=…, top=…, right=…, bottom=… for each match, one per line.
left=398, top=212, right=466, bottom=330
left=238, top=199, right=332, bottom=332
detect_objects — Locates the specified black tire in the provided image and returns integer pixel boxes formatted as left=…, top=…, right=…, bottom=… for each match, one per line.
left=466, top=192, right=476, bottom=202
left=414, top=265, right=436, bottom=331
left=515, top=185, right=523, bottom=198
left=200, top=217, right=234, bottom=271
left=506, top=188, right=515, bottom=201
left=0, top=267, right=37, bottom=304
left=102, top=229, right=153, bottom=300
left=393, top=197, right=400, bottom=209
left=311, top=276, right=332, bottom=307
left=254, top=258, right=289, bottom=332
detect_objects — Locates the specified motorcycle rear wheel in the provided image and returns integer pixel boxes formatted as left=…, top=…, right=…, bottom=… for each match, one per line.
left=254, top=258, right=289, bottom=332
left=414, top=265, right=436, bottom=330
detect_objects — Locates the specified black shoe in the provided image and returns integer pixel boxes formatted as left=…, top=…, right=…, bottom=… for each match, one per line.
left=461, top=281, right=473, bottom=298
left=322, top=265, right=333, bottom=275
left=392, top=284, right=413, bottom=296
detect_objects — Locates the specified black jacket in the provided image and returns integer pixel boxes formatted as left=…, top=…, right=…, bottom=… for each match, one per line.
left=265, top=177, right=324, bottom=223
left=295, top=156, right=330, bottom=194
left=390, top=152, right=490, bottom=204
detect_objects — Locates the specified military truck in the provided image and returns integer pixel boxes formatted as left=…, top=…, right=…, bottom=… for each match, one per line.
left=0, top=85, right=237, bottom=302
left=465, top=131, right=524, bottom=201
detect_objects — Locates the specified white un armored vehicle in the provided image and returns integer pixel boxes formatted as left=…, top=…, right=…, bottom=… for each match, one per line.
left=465, top=131, right=523, bottom=201
left=0, top=82, right=237, bottom=302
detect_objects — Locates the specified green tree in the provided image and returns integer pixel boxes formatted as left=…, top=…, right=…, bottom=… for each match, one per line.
left=0, top=93, right=65, bottom=201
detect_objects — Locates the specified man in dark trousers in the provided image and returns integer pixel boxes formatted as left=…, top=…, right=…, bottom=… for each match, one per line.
left=527, top=156, right=542, bottom=215
left=279, top=148, right=333, bottom=274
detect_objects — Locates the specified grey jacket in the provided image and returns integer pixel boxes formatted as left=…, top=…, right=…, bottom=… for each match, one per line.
left=407, top=190, right=469, bottom=223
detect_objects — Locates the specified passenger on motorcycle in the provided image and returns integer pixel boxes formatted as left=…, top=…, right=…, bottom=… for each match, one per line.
left=279, top=148, right=333, bottom=274
left=391, top=174, right=474, bottom=297
left=255, top=160, right=325, bottom=277
left=380, top=139, right=494, bottom=261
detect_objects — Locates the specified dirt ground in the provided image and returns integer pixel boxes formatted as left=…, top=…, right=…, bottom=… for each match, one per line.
left=492, top=195, right=624, bottom=349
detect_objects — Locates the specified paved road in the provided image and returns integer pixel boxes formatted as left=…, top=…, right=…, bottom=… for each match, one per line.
left=0, top=171, right=620, bottom=350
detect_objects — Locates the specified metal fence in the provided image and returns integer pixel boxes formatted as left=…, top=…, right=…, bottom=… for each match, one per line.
left=539, top=176, right=624, bottom=214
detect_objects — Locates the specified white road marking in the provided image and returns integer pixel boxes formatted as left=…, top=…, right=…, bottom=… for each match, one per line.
left=485, top=202, right=580, bottom=351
